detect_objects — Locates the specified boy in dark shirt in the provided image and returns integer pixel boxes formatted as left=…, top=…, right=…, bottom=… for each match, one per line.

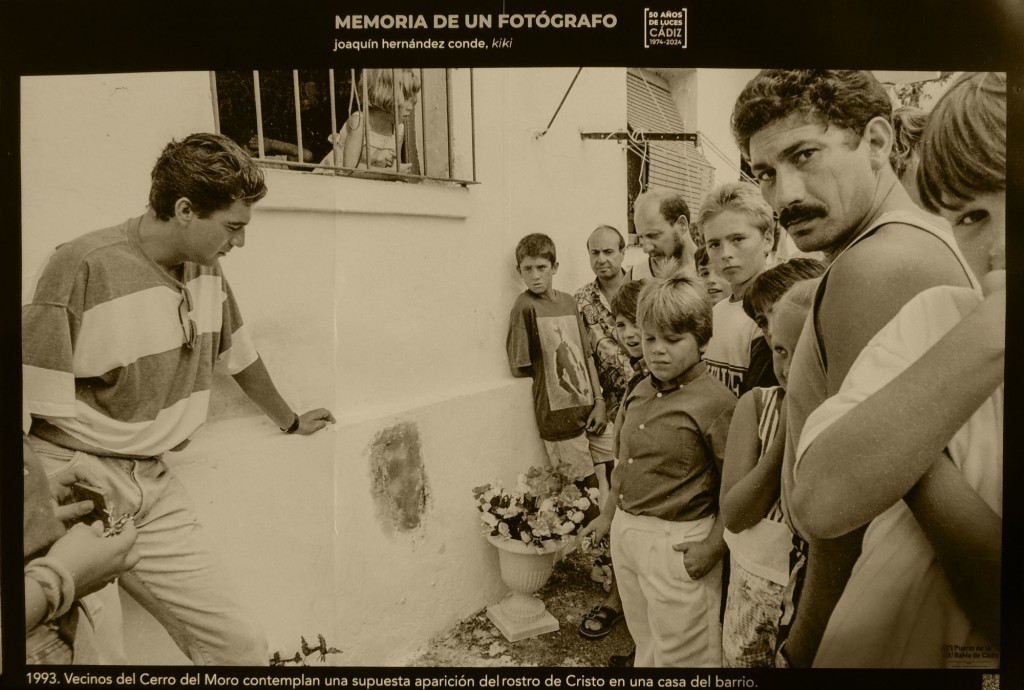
left=506, top=233, right=606, bottom=485
left=584, top=275, right=736, bottom=667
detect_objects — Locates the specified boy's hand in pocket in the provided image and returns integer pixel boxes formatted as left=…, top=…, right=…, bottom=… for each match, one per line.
left=673, top=538, right=724, bottom=580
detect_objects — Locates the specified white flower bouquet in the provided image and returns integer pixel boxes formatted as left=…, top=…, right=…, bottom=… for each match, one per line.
left=472, top=462, right=600, bottom=550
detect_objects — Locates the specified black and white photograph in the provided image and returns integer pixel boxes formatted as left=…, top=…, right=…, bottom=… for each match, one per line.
left=2, top=1, right=1020, bottom=687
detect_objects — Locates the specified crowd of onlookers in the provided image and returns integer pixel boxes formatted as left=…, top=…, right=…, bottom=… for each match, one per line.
left=22, top=69, right=1004, bottom=670
left=505, top=70, right=1004, bottom=668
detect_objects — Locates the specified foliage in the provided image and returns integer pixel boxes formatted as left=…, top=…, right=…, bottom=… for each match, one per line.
left=891, top=72, right=956, bottom=109
left=473, top=463, right=599, bottom=550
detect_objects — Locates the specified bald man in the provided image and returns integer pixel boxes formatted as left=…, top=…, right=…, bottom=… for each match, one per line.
left=574, top=225, right=634, bottom=495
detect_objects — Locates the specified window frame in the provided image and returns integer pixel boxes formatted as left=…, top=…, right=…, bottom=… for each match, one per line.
left=210, top=68, right=479, bottom=186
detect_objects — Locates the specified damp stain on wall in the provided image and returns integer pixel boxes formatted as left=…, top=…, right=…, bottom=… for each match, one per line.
left=368, top=422, right=431, bottom=534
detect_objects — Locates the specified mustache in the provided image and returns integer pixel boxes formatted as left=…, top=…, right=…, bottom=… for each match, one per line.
left=779, top=204, right=827, bottom=229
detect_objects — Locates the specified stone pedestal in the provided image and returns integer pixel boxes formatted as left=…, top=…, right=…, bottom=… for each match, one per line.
left=486, top=535, right=561, bottom=642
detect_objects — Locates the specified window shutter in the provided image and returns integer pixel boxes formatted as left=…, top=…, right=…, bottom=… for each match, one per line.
left=627, top=72, right=715, bottom=213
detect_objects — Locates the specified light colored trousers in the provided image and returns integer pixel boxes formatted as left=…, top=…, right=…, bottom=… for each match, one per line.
left=28, top=435, right=268, bottom=666
left=611, top=510, right=723, bottom=667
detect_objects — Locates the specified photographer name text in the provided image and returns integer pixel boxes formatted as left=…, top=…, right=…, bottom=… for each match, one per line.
left=334, top=37, right=509, bottom=51
left=335, top=13, right=618, bottom=30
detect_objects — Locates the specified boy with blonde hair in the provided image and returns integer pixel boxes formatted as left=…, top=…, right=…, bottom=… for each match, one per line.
left=697, top=182, right=778, bottom=396
left=583, top=275, right=735, bottom=667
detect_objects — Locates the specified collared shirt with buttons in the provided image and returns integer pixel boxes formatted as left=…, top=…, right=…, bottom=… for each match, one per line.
left=574, top=275, right=633, bottom=421
left=612, top=361, right=736, bottom=523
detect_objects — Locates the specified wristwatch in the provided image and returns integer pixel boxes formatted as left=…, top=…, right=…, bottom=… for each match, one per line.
left=281, top=413, right=300, bottom=434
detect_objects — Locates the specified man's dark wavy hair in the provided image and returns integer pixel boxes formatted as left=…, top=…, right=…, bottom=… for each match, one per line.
left=731, top=70, right=893, bottom=160
left=149, top=133, right=267, bottom=220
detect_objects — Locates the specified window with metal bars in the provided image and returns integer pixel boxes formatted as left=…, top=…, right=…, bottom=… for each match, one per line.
left=211, top=68, right=477, bottom=185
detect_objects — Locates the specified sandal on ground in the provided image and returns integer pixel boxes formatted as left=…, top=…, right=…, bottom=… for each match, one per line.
left=579, top=605, right=624, bottom=639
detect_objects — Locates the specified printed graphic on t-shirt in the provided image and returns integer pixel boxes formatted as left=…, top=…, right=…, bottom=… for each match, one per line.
left=539, top=315, right=593, bottom=410
left=704, top=359, right=745, bottom=397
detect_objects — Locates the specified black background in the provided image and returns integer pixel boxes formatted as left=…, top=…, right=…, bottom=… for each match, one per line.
left=1, top=0, right=1021, bottom=687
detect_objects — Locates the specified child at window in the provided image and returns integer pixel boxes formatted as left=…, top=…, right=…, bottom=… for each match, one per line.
left=719, top=274, right=821, bottom=667
left=318, top=68, right=420, bottom=172
left=583, top=275, right=736, bottom=667
left=506, top=233, right=606, bottom=501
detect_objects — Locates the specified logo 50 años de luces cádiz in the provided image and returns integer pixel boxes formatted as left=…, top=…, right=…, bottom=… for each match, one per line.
left=643, top=8, right=687, bottom=48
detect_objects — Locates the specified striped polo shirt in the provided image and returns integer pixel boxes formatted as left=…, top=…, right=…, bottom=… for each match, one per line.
left=22, top=216, right=258, bottom=458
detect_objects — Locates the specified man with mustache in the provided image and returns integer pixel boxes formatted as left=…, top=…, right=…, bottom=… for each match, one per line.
left=730, top=70, right=977, bottom=667
left=630, top=188, right=699, bottom=279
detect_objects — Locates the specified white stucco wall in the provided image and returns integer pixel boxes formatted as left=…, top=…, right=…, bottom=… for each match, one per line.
left=21, top=73, right=218, bottom=288
left=21, top=67, right=627, bottom=665
left=693, top=69, right=759, bottom=189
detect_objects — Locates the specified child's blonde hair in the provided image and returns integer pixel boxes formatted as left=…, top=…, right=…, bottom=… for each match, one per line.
left=695, top=181, right=775, bottom=243
left=360, top=69, right=421, bottom=112
left=889, top=105, right=928, bottom=182
left=636, top=275, right=713, bottom=346
left=917, top=72, right=1006, bottom=213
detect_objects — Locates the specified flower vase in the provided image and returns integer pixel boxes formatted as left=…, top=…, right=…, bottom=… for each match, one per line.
left=486, top=534, right=561, bottom=642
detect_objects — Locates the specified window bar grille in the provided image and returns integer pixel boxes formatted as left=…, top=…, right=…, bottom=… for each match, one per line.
left=210, top=73, right=221, bottom=134
left=328, top=69, right=338, bottom=167
left=292, top=70, right=304, bottom=167
left=350, top=68, right=358, bottom=113
left=392, top=69, right=401, bottom=172
left=344, top=68, right=359, bottom=168
left=419, top=69, right=428, bottom=178
left=469, top=69, right=476, bottom=182
left=224, top=67, right=477, bottom=183
left=253, top=71, right=266, bottom=159
left=445, top=69, right=455, bottom=178
left=361, top=71, right=371, bottom=171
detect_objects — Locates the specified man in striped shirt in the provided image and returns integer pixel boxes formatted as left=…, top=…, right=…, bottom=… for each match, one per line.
left=22, top=133, right=335, bottom=665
